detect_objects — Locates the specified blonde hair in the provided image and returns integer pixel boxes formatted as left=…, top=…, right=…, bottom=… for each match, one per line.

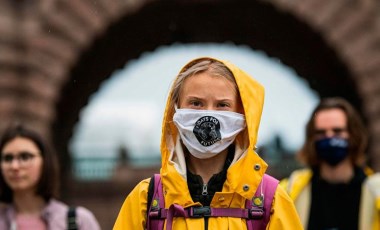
left=169, top=58, right=238, bottom=111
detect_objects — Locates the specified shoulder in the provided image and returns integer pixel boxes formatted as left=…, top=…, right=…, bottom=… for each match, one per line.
left=363, top=172, right=380, bottom=197
left=280, top=168, right=312, bottom=187
left=0, top=202, right=9, bottom=218
left=141, top=177, right=152, bottom=188
left=270, top=183, right=304, bottom=229
left=275, top=183, right=293, bottom=202
left=0, top=202, right=6, bottom=212
left=113, top=177, right=153, bottom=229
left=41, top=199, right=68, bottom=229
left=130, top=177, right=152, bottom=196
left=118, top=177, right=152, bottom=208
left=279, top=168, right=312, bottom=200
left=0, top=203, right=9, bottom=228
left=289, top=168, right=312, bottom=178
left=365, top=172, right=380, bottom=183
left=45, top=199, right=100, bottom=230
left=45, top=199, right=68, bottom=214
left=359, top=172, right=380, bottom=228
left=361, top=173, right=380, bottom=212
left=75, top=206, right=101, bottom=230
left=119, top=177, right=152, bottom=209
left=286, top=168, right=312, bottom=185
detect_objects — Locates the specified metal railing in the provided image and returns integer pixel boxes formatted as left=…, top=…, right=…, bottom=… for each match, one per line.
left=72, top=156, right=161, bottom=181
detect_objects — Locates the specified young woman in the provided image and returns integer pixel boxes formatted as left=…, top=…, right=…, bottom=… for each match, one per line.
left=113, top=57, right=302, bottom=229
left=0, top=125, right=101, bottom=230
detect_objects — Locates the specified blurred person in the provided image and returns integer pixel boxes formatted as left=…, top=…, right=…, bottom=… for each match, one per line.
left=0, top=124, right=101, bottom=230
left=281, top=97, right=380, bottom=230
left=114, top=57, right=302, bottom=229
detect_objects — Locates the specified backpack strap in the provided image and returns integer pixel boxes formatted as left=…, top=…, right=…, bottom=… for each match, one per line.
left=146, top=173, right=278, bottom=230
left=147, top=174, right=156, bottom=214
left=67, top=206, right=78, bottom=230
left=147, top=174, right=164, bottom=230
left=246, top=174, right=279, bottom=230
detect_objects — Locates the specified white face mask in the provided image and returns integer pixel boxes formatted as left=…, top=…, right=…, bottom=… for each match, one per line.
left=173, top=108, right=246, bottom=159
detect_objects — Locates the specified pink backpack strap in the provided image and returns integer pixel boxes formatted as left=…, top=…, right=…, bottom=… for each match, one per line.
left=246, top=174, right=279, bottom=230
left=147, top=174, right=164, bottom=230
left=146, top=173, right=278, bottom=230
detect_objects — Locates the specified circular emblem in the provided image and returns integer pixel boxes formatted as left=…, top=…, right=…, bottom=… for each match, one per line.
left=152, top=199, right=158, bottom=208
left=253, top=196, right=263, bottom=207
left=193, top=116, right=221, bottom=146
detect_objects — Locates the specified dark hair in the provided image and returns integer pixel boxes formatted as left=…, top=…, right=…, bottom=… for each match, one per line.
left=0, top=124, right=60, bottom=203
left=298, top=97, right=368, bottom=167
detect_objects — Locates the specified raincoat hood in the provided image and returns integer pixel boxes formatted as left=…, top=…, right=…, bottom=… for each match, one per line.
left=160, top=57, right=267, bottom=207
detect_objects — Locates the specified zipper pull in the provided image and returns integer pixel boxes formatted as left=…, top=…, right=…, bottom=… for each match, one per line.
left=202, top=184, right=208, bottom=195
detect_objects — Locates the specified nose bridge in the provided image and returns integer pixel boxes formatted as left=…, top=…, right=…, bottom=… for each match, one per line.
left=325, top=129, right=335, bottom=138
left=9, top=156, right=21, bottom=168
left=205, top=104, right=215, bottom=110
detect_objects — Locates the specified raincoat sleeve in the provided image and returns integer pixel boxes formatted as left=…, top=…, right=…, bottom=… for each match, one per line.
left=267, top=185, right=303, bottom=229
left=113, top=178, right=150, bottom=230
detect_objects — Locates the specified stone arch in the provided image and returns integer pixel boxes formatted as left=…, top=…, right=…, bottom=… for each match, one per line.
left=0, top=0, right=380, bottom=171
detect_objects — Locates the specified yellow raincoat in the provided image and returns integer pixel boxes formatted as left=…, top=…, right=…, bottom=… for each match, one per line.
left=113, top=57, right=303, bottom=229
left=281, top=168, right=380, bottom=230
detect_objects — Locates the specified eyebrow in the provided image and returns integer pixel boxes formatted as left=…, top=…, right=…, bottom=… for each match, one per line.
left=2, top=151, right=40, bottom=155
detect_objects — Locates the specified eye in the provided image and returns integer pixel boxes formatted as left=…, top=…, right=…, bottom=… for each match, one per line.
left=19, top=152, right=35, bottom=162
left=1, top=154, right=13, bottom=163
left=189, top=100, right=202, bottom=107
left=332, top=128, right=347, bottom=135
left=217, top=102, right=230, bottom=108
left=314, top=129, right=326, bottom=136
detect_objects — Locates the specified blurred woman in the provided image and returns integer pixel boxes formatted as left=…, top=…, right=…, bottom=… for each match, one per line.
left=0, top=124, right=101, bottom=230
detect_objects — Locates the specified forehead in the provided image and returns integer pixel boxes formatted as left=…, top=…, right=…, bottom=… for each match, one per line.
left=314, top=108, right=347, bottom=128
left=181, top=72, right=237, bottom=95
left=2, top=137, right=39, bottom=153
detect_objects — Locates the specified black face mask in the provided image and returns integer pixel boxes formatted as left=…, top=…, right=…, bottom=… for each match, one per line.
left=315, top=137, right=349, bottom=166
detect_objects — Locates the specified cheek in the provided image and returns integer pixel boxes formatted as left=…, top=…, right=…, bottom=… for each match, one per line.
left=177, top=99, right=186, bottom=109
left=233, top=99, right=244, bottom=114
left=1, top=167, right=9, bottom=183
left=235, top=103, right=244, bottom=114
left=30, top=162, right=43, bottom=185
left=1, top=165, right=12, bottom=178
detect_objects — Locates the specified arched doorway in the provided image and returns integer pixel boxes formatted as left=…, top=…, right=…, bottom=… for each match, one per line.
left=51, top=1, right=363, bottom=228
left=53, top=0, right=360, bottom=175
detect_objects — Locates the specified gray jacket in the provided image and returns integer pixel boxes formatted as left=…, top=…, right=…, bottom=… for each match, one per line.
left=0, top=199, right=101, bottom=230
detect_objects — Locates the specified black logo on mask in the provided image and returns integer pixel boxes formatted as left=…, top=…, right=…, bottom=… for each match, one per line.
left=193, top=116, right=221, bottom=146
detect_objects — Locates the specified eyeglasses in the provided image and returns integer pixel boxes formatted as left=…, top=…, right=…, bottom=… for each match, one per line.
left=314, top=127, right=347, bottom=137
left=1, top=151, right=39, bottom=167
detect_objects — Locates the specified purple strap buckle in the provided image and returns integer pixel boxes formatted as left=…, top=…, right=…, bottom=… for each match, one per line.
left=249, top=207, right=264, bottom=220
left=149, top=209, right=160, bottom=218
left=188, top=206, right=211, bottom=218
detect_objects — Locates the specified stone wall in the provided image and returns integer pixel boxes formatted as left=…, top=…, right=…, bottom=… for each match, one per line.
left=1, top=0, right=379, bottom=168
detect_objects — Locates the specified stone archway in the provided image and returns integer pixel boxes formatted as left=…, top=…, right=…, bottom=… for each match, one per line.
left=2, top=0, right=380, bottom=228
left=1, top=0, right=380, bottom=170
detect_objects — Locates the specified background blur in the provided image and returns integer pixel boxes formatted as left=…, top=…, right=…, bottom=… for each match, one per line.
left=1, top=0, right=380, bottom=229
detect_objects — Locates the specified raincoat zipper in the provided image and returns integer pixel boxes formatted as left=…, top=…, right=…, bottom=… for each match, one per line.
left=202, top=184, right=209, bottom=229
left=202, top=184, right=208, bottom=195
